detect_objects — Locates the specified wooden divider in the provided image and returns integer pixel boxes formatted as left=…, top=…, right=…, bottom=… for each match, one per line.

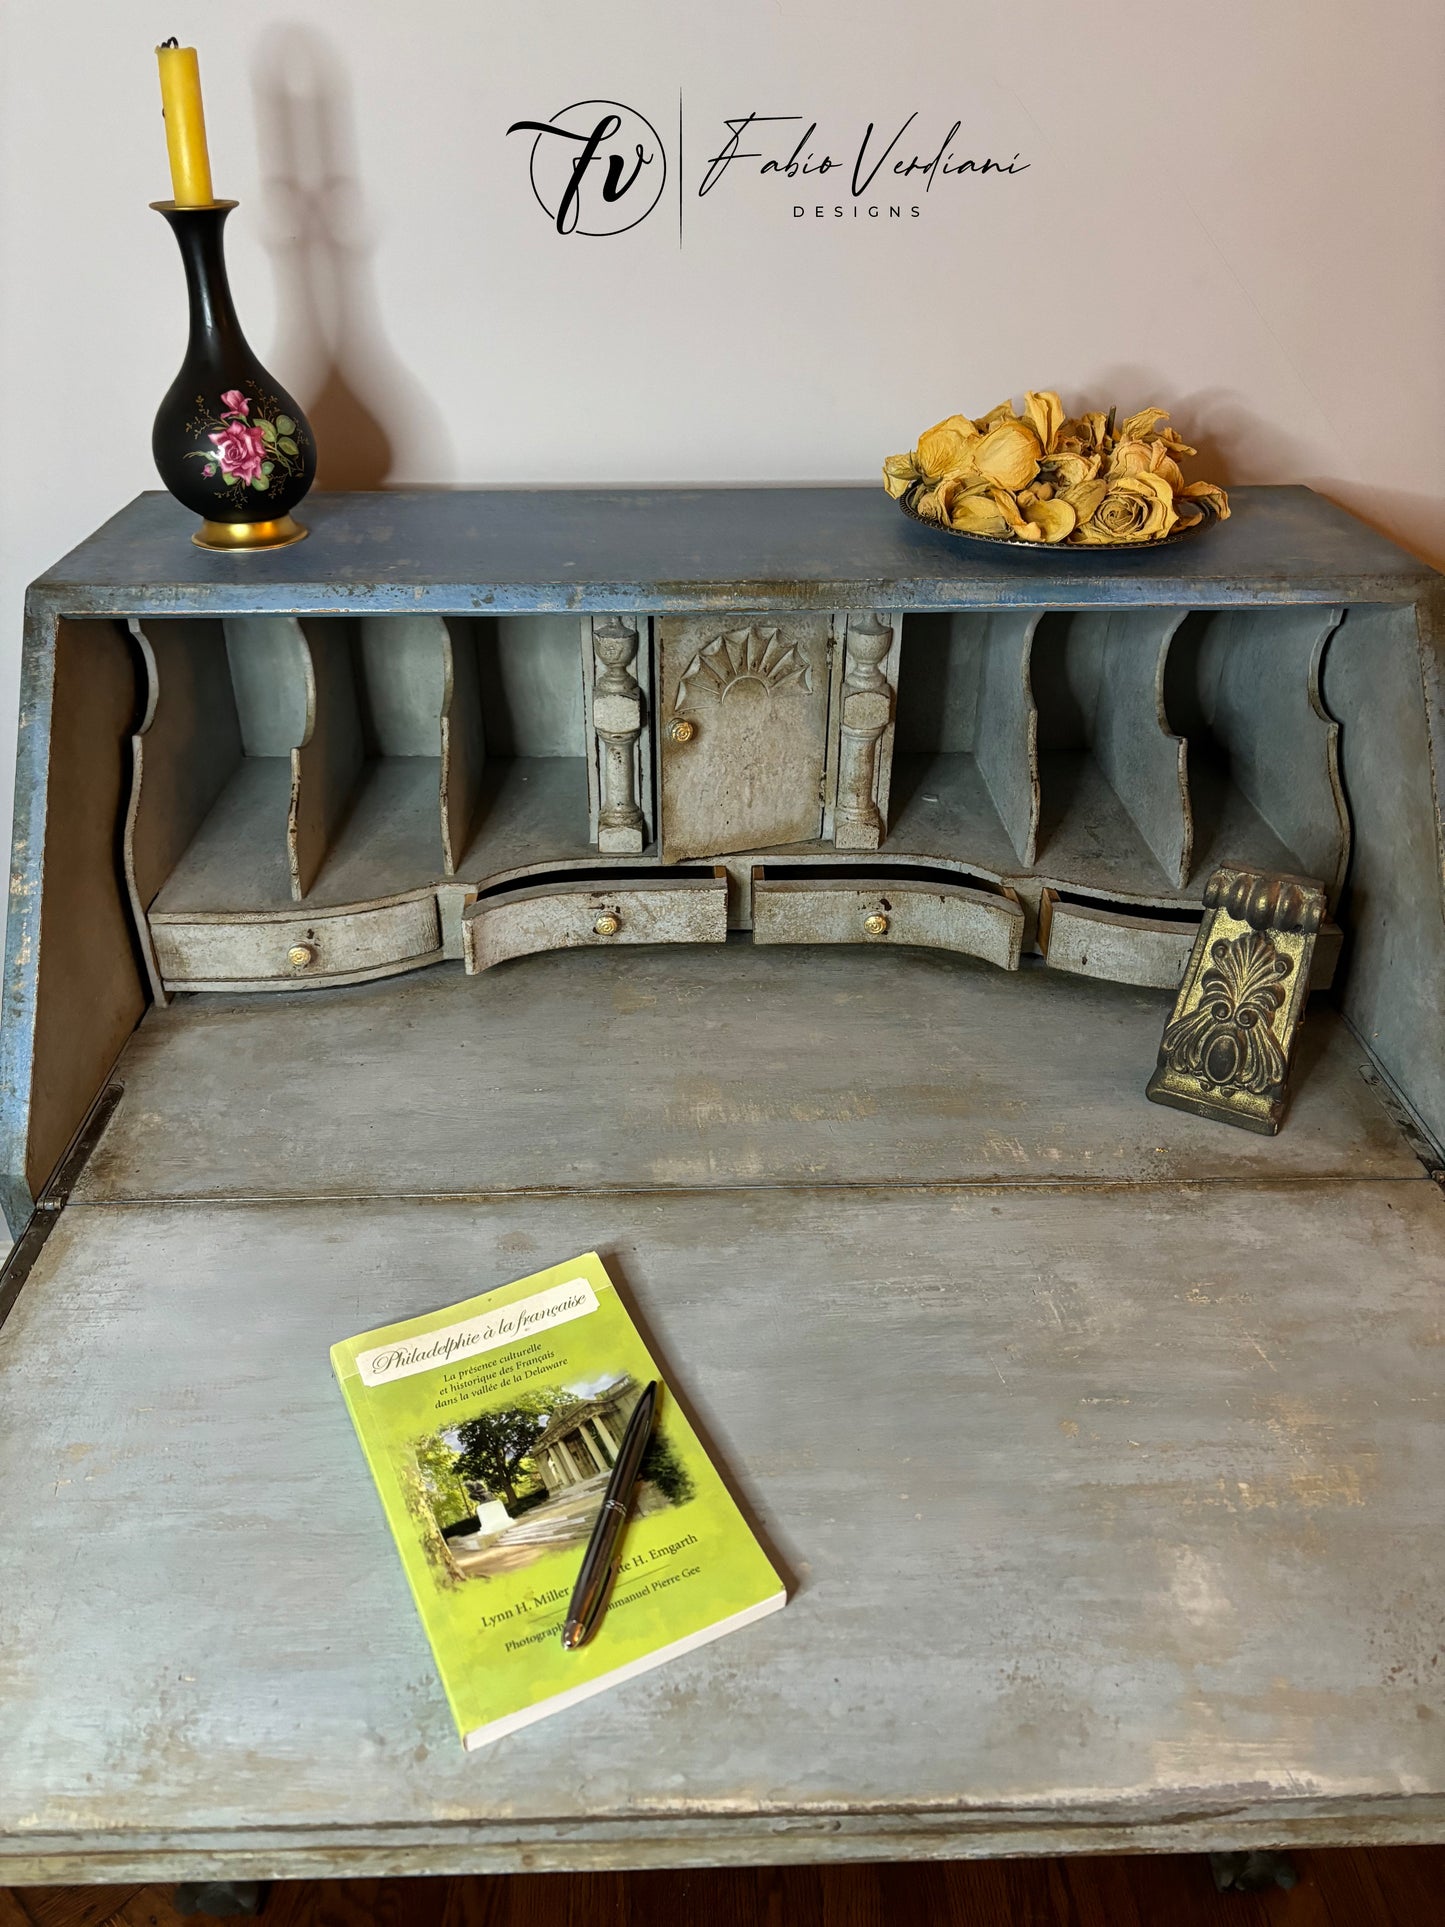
left=289, top=620, right=365, bottom=900
left=125, top=618, right=244, bottom=1001
left=972, top=610, right=1042, bottom=866
left=1165, top=605, right=1349, bottom=902
left=440, top=621, right=485, bottom=874
left=1053, top=609, right=1192, bottom=886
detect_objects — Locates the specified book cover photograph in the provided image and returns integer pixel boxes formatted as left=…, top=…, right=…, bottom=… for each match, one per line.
left=331, top=1252, right=785, bottom=1748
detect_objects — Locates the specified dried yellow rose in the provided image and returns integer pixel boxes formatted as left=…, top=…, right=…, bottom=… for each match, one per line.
left=1118, top=406, right=1172, bottom=442
left=1181, top=479, right=1230, bottom=519
left=882, top=452, right=923, bottom=499
left=1070, top=470, right=1179, bottom=544
left=974, top=420, right=1042, bottom=491
left=1172, top=479, right=1231, bottom=529
left=995, top=488, right=1076, bottom=543
left=911, top=476, right=960, bottom=523
left=916, top=414, right=980, bottom=482
left=1024, top=498, right=1077, bottom=543
left=948, top=487, right=1011, bottom=537
left=884, top=395, right=1226, bottom=543
left=1041, top=450, right=1102, bottom=492
left=1022, top=390, right=1065, bottom=454
left=1108, top=438, right=1186, bottom=495
left=1056, top=412, right=1109, bottom=457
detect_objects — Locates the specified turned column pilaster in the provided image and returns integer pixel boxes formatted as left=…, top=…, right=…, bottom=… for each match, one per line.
left=592, top=616, right=646, bottom=853
left=834, top=612, right=894, bottom=851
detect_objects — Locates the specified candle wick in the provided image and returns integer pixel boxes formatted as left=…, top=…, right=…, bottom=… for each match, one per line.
left=159, top=35, right=179, bottom=48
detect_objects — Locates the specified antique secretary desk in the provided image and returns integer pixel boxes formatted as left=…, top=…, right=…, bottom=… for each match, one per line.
left=1, top=484, right=1443, bottom=1882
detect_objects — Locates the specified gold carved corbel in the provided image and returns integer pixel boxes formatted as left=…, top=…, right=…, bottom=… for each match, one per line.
left=1146, top=863, right=1326, bottom=1135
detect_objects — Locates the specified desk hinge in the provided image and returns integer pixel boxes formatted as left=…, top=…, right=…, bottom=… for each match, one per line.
left=0, top=1081, right=124, bottom=1335
left=1358, top=1062, right=1445, bottom=1182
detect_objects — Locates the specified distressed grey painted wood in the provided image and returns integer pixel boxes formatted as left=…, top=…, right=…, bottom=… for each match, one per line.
left=831, top=613, right=898, bottom=850
left=467, top=615, right=587, bottom=756
left=890, top=614, right=1039, bottom=865
left=659, top=616, right=836, bottom=861
left=588, top=617, right=648, bottom=853
left=883, top=753, right=1033, bottom=883
left=356, top=617, right=447, bottom=756
left=1185, top=761, right=1304, bottom=894
left=223, top=617, right=308, bottom=756
left=71, top=951, right=1417, bottom=1208
left=29, top=487, right=1436, bottom=617
left=1035, top=751, right=1177, bottom=896
left=1329, top=598, right=1445, bottom=1149
left=116, top=595, right=1379, bottom=990
left=301, top=760, right=448, bottom=912
left=1035, top=893, right=1341, bottom=992
left=450, top=756, right=597, bottom=879
left=3, top=1176, right=1444, bottom=1878
left=972, top=611, right=1041, bottom=864
left=440, top=620, right=486, bottom=875
left=289, top=619, right=366, bottom=900
left=0, top=613, right=148, bottom=1232
left=151, top=758, right=306, bottom=914
left=1040, top=892, right=1201, bottom=989
left=462, top=873, right=727, bottom=972
left=152, top=893, right=440, bottom=990
left=9, top=483, right=1442, bottom=1245
left=1039, top=611, right=1192, bottom=885
left=752, top=872, right=1022, bottom=970
left=125, top=619, right=245, bottom=1004
left=1166, top=606, right=1350, bottom=904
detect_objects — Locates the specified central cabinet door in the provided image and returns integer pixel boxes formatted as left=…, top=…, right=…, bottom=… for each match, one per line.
left=658, top=615, right=835, bottom=861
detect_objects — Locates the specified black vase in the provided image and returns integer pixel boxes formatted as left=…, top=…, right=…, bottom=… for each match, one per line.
left=152, top=199, right=315, bottom=550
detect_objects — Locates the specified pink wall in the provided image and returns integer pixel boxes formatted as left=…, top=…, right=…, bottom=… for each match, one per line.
left=1, top=0, right=1441, bottom=848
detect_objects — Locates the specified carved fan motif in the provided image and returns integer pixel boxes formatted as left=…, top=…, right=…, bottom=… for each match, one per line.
left=675, top=626, right=812, bottom=712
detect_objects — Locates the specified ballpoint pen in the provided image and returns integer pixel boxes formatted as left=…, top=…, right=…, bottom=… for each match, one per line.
left=561, top=1378, right=658, bottom=1650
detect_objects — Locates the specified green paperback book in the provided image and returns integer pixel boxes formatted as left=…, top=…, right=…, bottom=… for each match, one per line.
left=331, top=1251, right=785, bottom=1748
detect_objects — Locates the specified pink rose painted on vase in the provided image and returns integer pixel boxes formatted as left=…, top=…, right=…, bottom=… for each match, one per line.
left=208, top=420, right=268, bottom=484
left=184, top=387, right=307, bottom=504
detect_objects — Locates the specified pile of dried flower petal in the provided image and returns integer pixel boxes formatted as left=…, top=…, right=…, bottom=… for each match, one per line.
left=883, top=393, right=1229, bottom=545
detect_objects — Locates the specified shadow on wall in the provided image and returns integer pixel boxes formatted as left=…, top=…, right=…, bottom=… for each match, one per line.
left=1092, top=363, right=1445, bottom=570
left=249, top=29, right=452, bottom=490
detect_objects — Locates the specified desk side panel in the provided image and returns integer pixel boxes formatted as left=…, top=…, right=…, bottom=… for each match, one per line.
left=0, top=607, right=147, bottom=1230
left=1327, top=597, right=1445, bottom=1149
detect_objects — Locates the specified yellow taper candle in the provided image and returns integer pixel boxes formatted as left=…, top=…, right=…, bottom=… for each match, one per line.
left=156, top=40, right=214, bottom=206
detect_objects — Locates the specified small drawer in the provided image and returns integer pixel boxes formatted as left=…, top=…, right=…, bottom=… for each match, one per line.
left=1038, top=891, right=1199, bottom=990
left=150, top=894, right=442, bottom=990
left=1038, top=890, right=1342, bottom=990
left=752, top=869, right=1023, bottom=971
left=463, top=870, right=728, bottom=973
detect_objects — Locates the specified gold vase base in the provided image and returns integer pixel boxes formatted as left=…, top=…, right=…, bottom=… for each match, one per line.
left=193, top=514, right=308, bottom=552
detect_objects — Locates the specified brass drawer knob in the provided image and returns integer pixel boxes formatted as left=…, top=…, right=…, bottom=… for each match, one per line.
left=287, top=942, right=316, bottom=969
left=668, top=718, right=695, bottom=744
left=863, top=913, right=889, bottom=936
left=593, top=913, right=621, bottom=937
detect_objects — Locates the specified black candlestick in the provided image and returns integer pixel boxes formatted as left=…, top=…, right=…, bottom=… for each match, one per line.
left=151, top=199, right=315, bottom=550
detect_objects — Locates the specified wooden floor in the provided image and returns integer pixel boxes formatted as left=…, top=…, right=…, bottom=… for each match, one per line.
left=4, top=1854, right=1445, bottom=1927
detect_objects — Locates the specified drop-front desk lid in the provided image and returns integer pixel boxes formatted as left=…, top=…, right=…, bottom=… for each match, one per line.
left=2, top=943, right=1443, bottom=1880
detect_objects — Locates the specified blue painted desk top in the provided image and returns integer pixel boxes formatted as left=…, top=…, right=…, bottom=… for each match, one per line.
left=30, top=484, right=1436, bottom=617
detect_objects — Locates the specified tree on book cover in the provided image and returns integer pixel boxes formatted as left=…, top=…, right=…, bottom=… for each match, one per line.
left=331, top=1251, right=784, bottom=1748
left=416, top=1371, right=692, bottom=1582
